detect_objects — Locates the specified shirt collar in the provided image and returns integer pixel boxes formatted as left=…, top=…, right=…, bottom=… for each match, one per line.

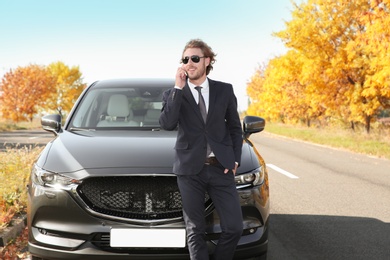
left=188, top=78, right=209, bottom=91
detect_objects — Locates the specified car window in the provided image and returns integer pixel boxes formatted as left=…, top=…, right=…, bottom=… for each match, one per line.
left=68, top=87, right=165, bottom=129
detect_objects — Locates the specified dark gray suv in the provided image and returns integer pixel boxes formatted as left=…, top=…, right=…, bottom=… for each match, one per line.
left=27, top=78, right=269, bottom=260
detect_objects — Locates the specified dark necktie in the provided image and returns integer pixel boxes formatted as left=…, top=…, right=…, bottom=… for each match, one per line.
left=195, top=86, right=207, bottom=123
left=195, top=86, right=211, bottom=157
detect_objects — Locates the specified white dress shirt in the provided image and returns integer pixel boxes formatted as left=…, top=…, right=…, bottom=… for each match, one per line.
left=174, top=78, right=209, bottom=111
left=187, top=79, right=209, bottom=112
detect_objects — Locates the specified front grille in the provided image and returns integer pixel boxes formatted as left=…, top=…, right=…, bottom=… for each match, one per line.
left=77, top=176, right=198, bottom=220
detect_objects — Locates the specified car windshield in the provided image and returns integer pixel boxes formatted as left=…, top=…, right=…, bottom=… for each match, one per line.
left=68, top=85, right=167, bottom=130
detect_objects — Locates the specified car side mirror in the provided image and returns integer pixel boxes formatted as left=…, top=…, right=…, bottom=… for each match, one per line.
left=41, top=114, right=62, bottom=135
left=243, top=116, right=265, bottom=139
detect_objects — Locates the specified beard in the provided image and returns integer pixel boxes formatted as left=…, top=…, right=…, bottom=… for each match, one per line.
left=187, top=65, right=207, bottom=81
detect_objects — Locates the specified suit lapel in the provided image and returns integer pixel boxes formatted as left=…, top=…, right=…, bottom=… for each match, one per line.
left=207, top=79, right=217, bottom=122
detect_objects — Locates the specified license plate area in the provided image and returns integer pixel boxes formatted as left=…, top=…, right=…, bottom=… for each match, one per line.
left=110, top=228, right=186, bottom=248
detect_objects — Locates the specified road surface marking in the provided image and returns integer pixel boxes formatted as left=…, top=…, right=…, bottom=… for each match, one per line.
left=266, top=164, right=299, bottom=179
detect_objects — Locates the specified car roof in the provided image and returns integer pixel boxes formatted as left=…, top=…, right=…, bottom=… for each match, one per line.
left=90, top=78, right=175, bottom=89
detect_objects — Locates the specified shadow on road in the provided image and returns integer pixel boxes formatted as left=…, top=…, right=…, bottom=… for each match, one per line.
left=268, top=214, right=390, bottom=260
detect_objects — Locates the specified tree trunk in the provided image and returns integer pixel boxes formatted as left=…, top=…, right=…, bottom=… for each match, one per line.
left=365, top=115, right=371, bottom=134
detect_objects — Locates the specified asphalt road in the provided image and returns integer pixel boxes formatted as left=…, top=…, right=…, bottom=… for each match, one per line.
left=251, top=132, right=390, bottom=260
left=0, top=129, right=54, bottom=151
left=2, top=130, right=390, bottom=259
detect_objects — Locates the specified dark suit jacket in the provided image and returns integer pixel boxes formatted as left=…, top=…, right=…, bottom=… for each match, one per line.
left=159, top=78, right=243, bottom=175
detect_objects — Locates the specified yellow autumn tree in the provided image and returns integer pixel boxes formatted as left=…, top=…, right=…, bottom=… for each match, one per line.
left=345, top=0, right=390, bottom=132
left=46, top=61, right=86, bottom=117
left=248, top=0, right=390, bottom=132
left=0, top=65, right=56, bottom=122
left=277, top=0, right=371, bottom=123
left=247, top=65, right=266, bottom=117
left=248, top=49, right=327, bottom=125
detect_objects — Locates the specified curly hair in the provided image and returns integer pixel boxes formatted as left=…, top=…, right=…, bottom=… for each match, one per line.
left=183, top=39, right=217, bottom=75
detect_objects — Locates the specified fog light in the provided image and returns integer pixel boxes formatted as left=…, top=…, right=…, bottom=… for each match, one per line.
left=39, top=228, right=48, bottom=235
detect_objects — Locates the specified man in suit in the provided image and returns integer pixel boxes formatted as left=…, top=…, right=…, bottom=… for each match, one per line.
left=159, top=39, right=243, bottom=260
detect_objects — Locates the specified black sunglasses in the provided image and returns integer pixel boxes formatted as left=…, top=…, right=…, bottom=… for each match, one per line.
left=181, top=55, right=206, bottom=64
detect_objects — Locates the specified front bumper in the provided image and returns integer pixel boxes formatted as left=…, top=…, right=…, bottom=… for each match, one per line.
left=29, top=235, right=268, bottom=260
left=28, top=180, right=269, bottom=259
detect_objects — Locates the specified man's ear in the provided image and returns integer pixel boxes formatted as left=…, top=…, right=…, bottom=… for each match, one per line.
left=205, top=57, right=211, bottom=67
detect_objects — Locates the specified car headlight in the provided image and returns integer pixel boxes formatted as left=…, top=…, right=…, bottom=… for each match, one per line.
left=31, top=164, right=81, bottom=189
left=235, top=166, right=264, bottom=189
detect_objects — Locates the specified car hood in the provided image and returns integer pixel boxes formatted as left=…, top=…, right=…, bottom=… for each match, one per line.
left=37, top=129, right=258, bottom=178
left=39, top=130, right=177, bottom=176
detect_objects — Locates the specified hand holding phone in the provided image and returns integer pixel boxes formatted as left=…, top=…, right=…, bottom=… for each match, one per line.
left=175, top=66, right=187, bottom=89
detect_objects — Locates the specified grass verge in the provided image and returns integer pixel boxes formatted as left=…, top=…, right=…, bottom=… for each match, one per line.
left=264, top=122, right=390, bottom=160
left=0, top=147, right=43, bottom=229
left=1, top=147, right=42, bottom=259
left=0, top=119, right=41, bottom=132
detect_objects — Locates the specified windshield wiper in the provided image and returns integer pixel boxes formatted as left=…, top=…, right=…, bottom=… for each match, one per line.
left=69, top=127, right=95, bottom=132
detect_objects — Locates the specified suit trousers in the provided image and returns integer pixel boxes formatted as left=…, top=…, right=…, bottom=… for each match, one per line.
left=177, top=164, right=243, bottom=260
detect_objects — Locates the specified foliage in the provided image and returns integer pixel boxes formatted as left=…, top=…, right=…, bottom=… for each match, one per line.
left=47, top=61, right=86, bottom=117
left=0, top=62, right=86, bottom=123
left=0, top=65, right=56, bottom=122
left=0, top=147, right=43, bottom=229
left=345, top=0, right=390, bottom=130
left=0, top=226, right=29, bottom=260
left=247, top=0, right=390, bottom=133
left=0, top=145, right=42, bottom=259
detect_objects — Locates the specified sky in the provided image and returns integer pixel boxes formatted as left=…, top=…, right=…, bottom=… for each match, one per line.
left=0, top=0, right=295, bottom=111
